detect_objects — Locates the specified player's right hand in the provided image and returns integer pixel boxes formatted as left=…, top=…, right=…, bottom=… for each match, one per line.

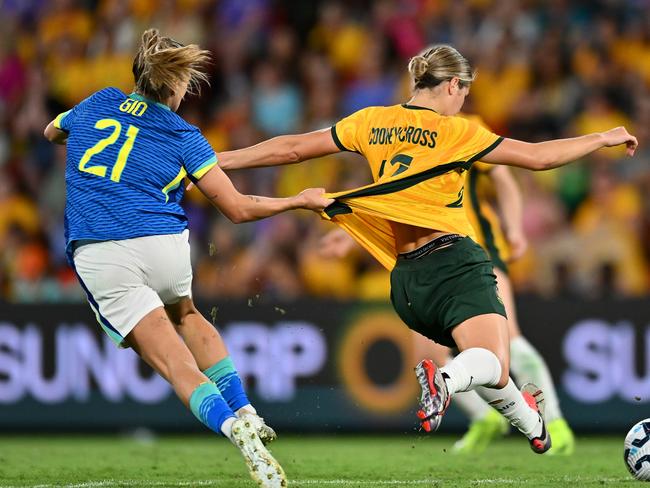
left=601, top=126, right=638, bottom=156
left=297, top=188, right=335, bottom=211
left=319, top=228, right=356, bottom=258
left=506, top=229, right=528, bottom=262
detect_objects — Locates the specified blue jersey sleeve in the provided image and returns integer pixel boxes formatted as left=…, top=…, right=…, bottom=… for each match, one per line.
left=182, top=129, right=217, bottom=183
left=52, top=109, right=74, bottom=132
left=52, top=91, right=100, bottom=132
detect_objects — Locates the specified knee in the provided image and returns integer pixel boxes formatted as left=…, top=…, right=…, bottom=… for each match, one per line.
left=166, top=298, right=199, bottom=327
left=468, top=346, right=509, bottom=388
left=458, top=347, right=505, bottom=388
left=494, top=371, right=509, bottom=389
left=494, top=354, right=510, bottom=389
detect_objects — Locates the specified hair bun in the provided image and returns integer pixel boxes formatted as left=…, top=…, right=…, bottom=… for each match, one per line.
left=408, top=56, right=429, bottom=80
left=408, top=45, right=474, bottom=90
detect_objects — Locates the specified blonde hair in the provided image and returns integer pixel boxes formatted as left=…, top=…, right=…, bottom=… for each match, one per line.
left=132, top=29, right=211, bottom=103
left=408, top=45, right=475, bottom=90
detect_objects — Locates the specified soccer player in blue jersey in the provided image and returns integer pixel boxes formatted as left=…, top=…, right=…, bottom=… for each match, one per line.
left=43, top=29, right=331, bottom=488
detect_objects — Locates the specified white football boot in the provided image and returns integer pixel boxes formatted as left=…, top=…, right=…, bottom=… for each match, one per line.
left=239, top=410, right=278, bottom=445
left=230, top=417, right=286, bottom=487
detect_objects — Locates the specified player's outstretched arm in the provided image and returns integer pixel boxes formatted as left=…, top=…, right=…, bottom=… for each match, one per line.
left=482, top=126, right=638, bottom=170
left=489, top=166, right=527, bottom=260
left=218, top=128, right=340, bottom=170
left=196, top=165, right=334, bottom=223
left=43, top=120, right=68, bottom=145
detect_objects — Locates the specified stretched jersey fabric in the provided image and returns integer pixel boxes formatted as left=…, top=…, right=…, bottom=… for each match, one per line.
left=55, top=87, right=217, bottom=262
left=321, top=104, right=502, bottom=270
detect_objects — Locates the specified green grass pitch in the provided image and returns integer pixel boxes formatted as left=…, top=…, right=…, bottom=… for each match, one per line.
left=0, top=434, right=636, bottom=487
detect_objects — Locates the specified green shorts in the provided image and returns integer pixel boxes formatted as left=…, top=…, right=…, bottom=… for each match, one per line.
left=389, top=236, right=506, bottom=347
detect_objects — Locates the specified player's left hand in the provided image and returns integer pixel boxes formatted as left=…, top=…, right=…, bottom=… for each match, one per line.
left=600, top=126, right=638, bottom=156
left=297, top=188, right=335, bottom=212
left=507, top=229, right=528, bottom=262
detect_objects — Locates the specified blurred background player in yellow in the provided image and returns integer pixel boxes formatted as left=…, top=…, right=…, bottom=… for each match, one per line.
left=209, top=44, right=637, bottom=454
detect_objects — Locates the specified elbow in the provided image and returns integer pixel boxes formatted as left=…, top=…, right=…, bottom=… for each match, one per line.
left=532, top=158, right=555, bottom=171
left=224, top=208, right=252, bottom=224
left=225, top=210, right=244, bottom=224
left=279, top=137, right=301, bottom=164
left=530, top=161, right=548, bottom=171
left=232, top=214, right=250, bottom=224
left=214, top=194, right=255, bottom=224
left=285, top=149, right=301, bottom=163
left=274, top=147, right=300, bottom=164
left=527, top=147, right=555, bottom=171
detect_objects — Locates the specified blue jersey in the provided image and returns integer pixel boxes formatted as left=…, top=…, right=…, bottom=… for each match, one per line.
left=54, top=88, right=217, bottom=260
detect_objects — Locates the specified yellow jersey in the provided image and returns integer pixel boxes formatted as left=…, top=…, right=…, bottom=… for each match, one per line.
left=322, top=104, right=503, bottom=270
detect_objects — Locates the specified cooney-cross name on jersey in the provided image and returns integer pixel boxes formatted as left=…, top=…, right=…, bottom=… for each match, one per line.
left=368, top=126, right=438, bottom=148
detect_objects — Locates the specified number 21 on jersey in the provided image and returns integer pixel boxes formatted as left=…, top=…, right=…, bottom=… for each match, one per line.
left=78, top=119, right=139, bottom=182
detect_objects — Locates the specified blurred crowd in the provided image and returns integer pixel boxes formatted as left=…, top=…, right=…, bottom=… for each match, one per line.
left=1, top=0, right=650, bottom=303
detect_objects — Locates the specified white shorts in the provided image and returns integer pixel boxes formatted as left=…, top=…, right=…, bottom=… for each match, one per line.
left=73, top=230, right=192, bottom=347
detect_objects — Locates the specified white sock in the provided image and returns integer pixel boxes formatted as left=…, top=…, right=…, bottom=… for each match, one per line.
left=440, top=348, right=502, bottom=395
left=510, top=336, right=562, bottom=422
left=236, top=404, right=257, bottom=416
left=220, top=416, right=236, bottom=438
left=476, top=378, right=542, bottom=439
left=453, top=390, right=491, bottom=421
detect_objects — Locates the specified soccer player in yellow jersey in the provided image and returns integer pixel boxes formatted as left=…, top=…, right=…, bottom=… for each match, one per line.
left=216, top=45, right=637, bottom=454
left=320, top=155, right=576, bottom=455
left=427, top=156, right=575, bottom=455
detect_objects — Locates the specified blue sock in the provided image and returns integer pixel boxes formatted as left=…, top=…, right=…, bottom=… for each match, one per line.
left=189, top=382, right=236, bottom=436
left=203, top=356, right=250, bottom=412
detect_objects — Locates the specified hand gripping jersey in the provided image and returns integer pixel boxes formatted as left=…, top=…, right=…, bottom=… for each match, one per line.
left=55, top=88, right=217, bottom=262
left=322, top=104, right=503, bottom=270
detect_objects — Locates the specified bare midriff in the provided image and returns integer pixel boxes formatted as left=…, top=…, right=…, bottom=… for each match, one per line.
left=390, top=221, right=456, bottom=254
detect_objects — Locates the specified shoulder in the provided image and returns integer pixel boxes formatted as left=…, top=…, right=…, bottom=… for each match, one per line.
left=457, top=112, right=492, bottom=131
left=361, top=105, right=398, bottom=117
left=92, top=87, right=126, bottom=102
left=172, top=117, right=202, bottom=134
left=339, top=105, right=394, bottom=124
left=169, top=119, right=209, bottom=152
left=73, top=87, right=125, bottom=111
left=438, top=114, right=478, bottom=132
left=140, top=103, right=200, bottom=134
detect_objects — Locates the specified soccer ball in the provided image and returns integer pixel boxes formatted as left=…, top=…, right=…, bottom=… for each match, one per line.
left=624, top=419, right=650, bottom=481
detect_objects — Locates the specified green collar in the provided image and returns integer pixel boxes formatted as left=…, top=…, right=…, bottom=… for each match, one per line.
left=130, top=92, right=171, bottom=111
left=401, top=103, right=439, bottom=114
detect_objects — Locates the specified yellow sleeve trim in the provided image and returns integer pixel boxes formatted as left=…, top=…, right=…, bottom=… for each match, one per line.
left=53, top=110, right=71, bottom=130
left=191, top=154, right=218, bottom=179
